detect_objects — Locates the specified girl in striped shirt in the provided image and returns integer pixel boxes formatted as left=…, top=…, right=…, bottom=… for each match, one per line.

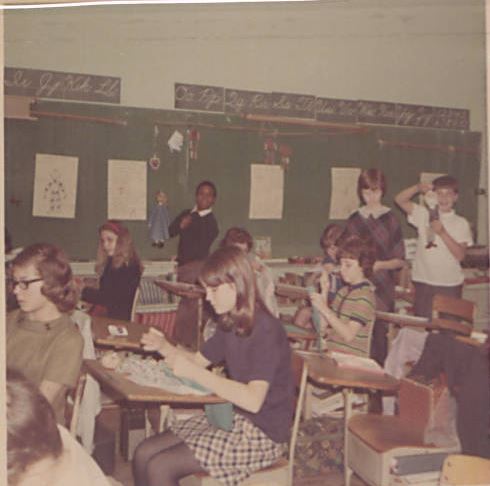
left=310, top=234, right=376, bottom=357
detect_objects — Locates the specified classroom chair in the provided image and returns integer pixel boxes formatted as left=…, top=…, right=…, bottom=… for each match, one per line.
left=430, top=294, right=475, bottom=336
left=346, top=377, right=461, bottom=486
left=180, top=352, right=308, bottom=486
left=68, top=371, right=88, bottom=437
left=439, top=454, right=490, bottom=485
left=130, top=286, right=141, bottom=322
left=70, top=310, right=102, bottom=451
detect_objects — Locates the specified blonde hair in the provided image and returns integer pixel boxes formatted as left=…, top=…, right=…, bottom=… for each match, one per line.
left=95, top=220, right=143, bottom=275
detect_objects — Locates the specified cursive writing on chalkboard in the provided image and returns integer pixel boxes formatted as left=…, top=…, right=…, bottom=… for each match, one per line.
left=396, top=103, right=434, bottom=127
left=175, top=83, right=224, bottom=112
left=357, top=100, right=397, bottom=125
left=224, top=89, right=271, bottom=115
left=271, top=92, right=316, bottom=119
left=174, top=82, right=470, bottom=130
left=4, top=67, right=121, bottom=103
left=395, top=104, right=469, bottom=130
left=315, top=97, right=358, bottom=123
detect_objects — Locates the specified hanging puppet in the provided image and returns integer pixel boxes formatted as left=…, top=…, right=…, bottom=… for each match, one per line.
left=424, top=189, right=439, bottom=249
left=148, top=190, right=170, bottom=248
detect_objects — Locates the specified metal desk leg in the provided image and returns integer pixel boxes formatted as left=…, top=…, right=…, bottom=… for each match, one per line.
left=197, top=297, right=203, bottom=349
left=343, top=387, right=354, bottom=486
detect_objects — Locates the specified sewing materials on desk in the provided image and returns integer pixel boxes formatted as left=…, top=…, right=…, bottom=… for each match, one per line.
left=115, top=354, right=210, bottom=396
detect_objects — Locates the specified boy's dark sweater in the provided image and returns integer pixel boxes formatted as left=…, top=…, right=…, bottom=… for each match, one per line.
left=169, top=210, right=219, bottom=266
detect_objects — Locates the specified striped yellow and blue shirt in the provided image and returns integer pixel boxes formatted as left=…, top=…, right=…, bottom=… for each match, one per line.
left=327, top=279, right=375, bottom=357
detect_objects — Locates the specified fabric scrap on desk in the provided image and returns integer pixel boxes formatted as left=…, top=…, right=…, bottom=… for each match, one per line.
left=116, top=354, right=211, bottom=396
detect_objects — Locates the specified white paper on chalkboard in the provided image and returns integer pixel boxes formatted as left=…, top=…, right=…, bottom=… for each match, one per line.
left=108, top=159, right=147, bottom=220
left=249, top=164, right=284, bottom=219
left=329, top=167, right=361, bottom=219
left=32, top=153, right=78, bottom=219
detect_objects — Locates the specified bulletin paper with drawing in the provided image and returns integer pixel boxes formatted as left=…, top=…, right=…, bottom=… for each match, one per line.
left=32, top=153, right=78, bottom=219
left=329, top=167, right=361, bottom=219
left=249, top=164, right=284, bottom=219
left=108, top=159, right=147, bottom=220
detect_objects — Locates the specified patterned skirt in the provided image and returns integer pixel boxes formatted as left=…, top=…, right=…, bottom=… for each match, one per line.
left=170, top=412, right=286, bottom=486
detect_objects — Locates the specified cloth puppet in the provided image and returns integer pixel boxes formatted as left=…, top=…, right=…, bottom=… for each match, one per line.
left=424, top=190, right=439, bottom=249
left=149, top=191, right=170, bottom=248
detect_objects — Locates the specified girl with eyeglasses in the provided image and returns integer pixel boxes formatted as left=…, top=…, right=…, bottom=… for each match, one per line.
left=6, top=243, right=83, bottom=424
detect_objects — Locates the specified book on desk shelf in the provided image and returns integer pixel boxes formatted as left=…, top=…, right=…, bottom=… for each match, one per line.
left=328, top=351, right=384, bottom=374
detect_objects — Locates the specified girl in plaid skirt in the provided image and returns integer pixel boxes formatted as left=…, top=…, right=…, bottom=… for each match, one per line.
left=134, top=246, right=294, bottom=486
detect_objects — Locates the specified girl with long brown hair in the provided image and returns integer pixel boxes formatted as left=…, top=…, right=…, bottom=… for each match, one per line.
left=133, top=246, right=293, bottom=486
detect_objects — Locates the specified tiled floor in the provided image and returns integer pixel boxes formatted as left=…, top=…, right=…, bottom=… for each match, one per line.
left=98, top=408, right=367, bottom=486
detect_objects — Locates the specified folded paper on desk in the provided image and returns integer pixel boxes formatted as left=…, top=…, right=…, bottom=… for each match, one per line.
left=329, top=351, right=384, bottom=374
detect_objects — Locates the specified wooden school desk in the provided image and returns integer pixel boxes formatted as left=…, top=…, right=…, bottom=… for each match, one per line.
left=84, top=359, right=223, bottom=405
left=84, top=358, right=225, bottom=438
left=300, top=352, right=399, bottom=486
left=91, top=315, right=149, bottom=350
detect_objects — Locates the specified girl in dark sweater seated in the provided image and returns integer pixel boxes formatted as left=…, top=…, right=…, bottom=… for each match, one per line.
left=133, top=246, right=294, bottom=486
left=81, top=220, right=143, bottom=320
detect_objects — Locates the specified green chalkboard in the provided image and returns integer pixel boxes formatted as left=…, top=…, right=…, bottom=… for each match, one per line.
left=5, top=100, right=481, bottom=261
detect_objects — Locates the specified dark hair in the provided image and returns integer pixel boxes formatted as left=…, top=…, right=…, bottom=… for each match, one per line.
left=320, top=224, right=344, bottom=251
left=199, top=246, right=255, bottom=336
left=7, top=369, right=62, bottom=485
left=337, top=234, right=376, bottom=278
left=11, top=243, right=79, bottom=312
left=96, top=220, right=143, bottom=275
left=221, top=227, right=253, bottom=252
left=432, top=175, right=458, bottom=194
left=196, top=180, right=217, bottom=199
left=357, top=168, right=386, bottom=200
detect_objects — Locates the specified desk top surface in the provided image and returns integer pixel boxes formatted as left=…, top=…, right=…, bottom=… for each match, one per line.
left=376, top=311, right=472, bottom=335
left=84, top=359, right=224, bottom=404
left=301, top=352, right=399, bottom=391
left=91, top=316, right=148, bottom=350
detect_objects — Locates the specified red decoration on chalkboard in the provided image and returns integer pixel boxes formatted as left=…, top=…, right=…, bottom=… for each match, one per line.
left=9, top=195, right=22, bottom=207
left=263, top=137, right=277, bottom=164
left=188, top=128, right=200, bottom=160
left=278, top=143, right=292, bottom=170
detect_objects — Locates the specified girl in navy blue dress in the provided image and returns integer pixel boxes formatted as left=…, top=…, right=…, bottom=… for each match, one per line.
left=133, top=246, right=294, bottom=486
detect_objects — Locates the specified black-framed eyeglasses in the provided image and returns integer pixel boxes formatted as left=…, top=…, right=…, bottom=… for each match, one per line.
left=9, top=278, right=43, bottom=290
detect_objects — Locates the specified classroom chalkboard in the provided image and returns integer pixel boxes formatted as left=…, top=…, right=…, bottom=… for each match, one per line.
left=4, top=99, right=481, bottom=261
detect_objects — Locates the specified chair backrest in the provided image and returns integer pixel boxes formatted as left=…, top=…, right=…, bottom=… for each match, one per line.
left=439, top=454, right=490, bottom=485
left=288, top=352, right=308, bottom=484
left=69, top=372, right=87, bottom=437
left=431, top=294, right=475, bottom=336
left=130, top=286, right=141, bottom=322
left=398, top=377, right=441, bottom=443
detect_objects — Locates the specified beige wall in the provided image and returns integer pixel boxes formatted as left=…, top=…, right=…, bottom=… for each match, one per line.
left=4, top=0, right=488, bottom=242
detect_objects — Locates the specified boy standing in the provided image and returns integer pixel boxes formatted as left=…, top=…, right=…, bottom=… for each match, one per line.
left=169, top=180, right=219, bottom=268
left=168, top=181, right=219, bottom=349
left=395, top=175, right=473, bottom=318
left=383, top=175, right=473, bottom=414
